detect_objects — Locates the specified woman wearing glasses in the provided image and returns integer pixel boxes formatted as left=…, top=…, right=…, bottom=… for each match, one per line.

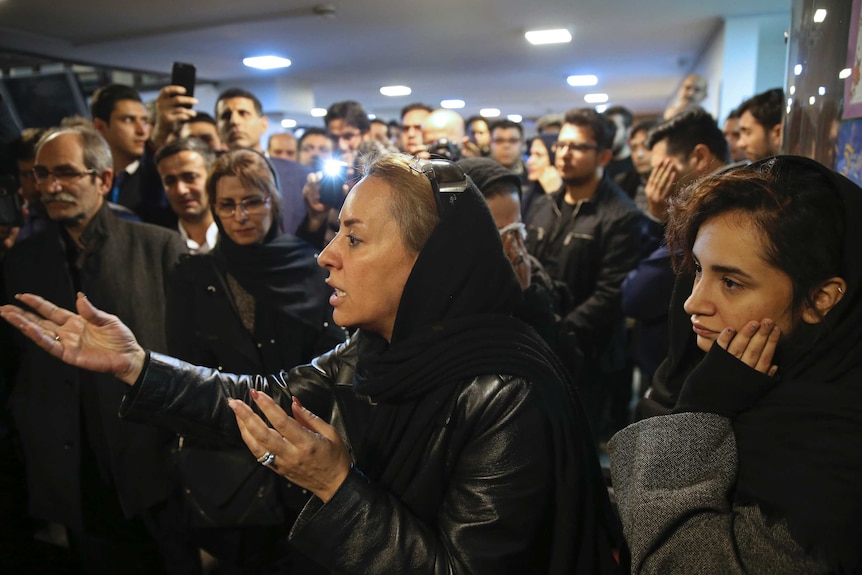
left=3, top=154, right=622, bottom=574
left=166, top=149, right=343, bottom=574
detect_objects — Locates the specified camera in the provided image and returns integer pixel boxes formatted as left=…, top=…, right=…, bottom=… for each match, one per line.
left=426, top=138, right=462, bottom=161
left=313, top=156, right=349, bottom=210
left=0, top=176, right=23, bottom=227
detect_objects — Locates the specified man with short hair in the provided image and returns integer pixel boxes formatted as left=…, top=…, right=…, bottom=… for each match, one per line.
left=624, top=119, right=657, bottom=211
left=216, top=88, right=270, bottom=152
left=399, top=103, right=433, bottom=154
left=722, top=108, right=746, bottom=163
left=368, top=119, right=389, bottom=143
left=737, top=88, right=784, bottom=162
left=267, top=132, right=298, bottom=160
left=9, top=128, right=47, bottom=242
left=179, top=112, right=224, bottom=152
left=463, top=115, right=491, bottom=157
left=325, top=100, right=370, bottom=160
left=623, top=107, right=729, bottom=395
left=490, top=119, right=525, bottom=174
left=525, top=108, right=643, bottom=435
left=215, top=87, right=310, bottom=235
left=91, top=84, right=166, bottom=221
left=297, top=127, right=333, bottom=166
left=3, top=125, right=194, bottom=574
left=155, top=137, right=218, bottom=254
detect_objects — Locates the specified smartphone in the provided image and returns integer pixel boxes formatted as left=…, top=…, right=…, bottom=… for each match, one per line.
left=313, top=157, right=349, bottom=210
left=0, top=176, right=23, bottom=226
left=171, top=62, right=196, bottom=106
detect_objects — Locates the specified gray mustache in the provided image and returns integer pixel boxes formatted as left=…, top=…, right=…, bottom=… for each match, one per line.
left=41, top=193, right=78, bottom=203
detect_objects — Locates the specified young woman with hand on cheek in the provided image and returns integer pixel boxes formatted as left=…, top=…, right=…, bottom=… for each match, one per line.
left=610, top=156, right=860, bottom=574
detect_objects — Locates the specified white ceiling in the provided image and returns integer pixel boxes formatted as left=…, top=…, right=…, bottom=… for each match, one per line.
left=0, top=0, right=791, bottom=124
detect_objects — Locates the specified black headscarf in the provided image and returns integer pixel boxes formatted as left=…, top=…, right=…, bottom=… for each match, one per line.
left=213, top=210, right=329, bottom=331
left=650, top=156, right=862, bottom=570
left=349, top=178, right=621, bottom=573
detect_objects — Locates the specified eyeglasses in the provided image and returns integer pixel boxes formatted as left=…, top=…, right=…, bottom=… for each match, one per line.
left=551, top=141, right=600, bottom=153
left=32, top=166, right=98, bottom=185
left=215, top=196, right=271, bottom=219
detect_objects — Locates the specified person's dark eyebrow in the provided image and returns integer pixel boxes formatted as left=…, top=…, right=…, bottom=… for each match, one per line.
left=711, top=264, right=754, bottom=281
left=340, top=218, right=364, bottom=228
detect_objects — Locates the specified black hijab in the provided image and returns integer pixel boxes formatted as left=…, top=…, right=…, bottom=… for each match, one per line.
left=349, top=178, right=621, bottom=573
left=653, top=157, right=862, bottom=570
left=213, top=209, right=329, bottom=331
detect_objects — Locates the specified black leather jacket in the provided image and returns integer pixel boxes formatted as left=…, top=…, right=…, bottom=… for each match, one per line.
left=525, top=178, right=643, bottom=352
left=120, top=336, right=570, bottom=574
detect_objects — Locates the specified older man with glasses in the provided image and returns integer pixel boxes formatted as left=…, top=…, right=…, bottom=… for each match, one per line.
left=2, top=125, right=198, bottom=574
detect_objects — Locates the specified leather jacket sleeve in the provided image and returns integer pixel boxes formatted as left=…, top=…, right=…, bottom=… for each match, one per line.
left=288, top=376, right=555, bottom=575
left=118, top=337, right=356, bottom=442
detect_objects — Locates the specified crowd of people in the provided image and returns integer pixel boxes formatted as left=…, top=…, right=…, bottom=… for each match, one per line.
left=0, top=69, right=860, bottom=575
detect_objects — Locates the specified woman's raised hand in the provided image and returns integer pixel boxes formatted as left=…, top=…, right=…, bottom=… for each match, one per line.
left=0, top=292, right=146, bottom=385
left=230, top=390, right=352, bottom=503
left=715, top=318, right=780, bottom=377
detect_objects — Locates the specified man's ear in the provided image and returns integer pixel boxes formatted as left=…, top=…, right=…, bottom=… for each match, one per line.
left=801, top=277, right=846, bottom=324
left=769, top=122, right=783, bottom=151
left=688, top=143, right=713, bottom=172
left=597, top=147, right=613, bottom=168
left=96, top=169, right=114, bottom=197
left=93, top=117, right=108, bottom=136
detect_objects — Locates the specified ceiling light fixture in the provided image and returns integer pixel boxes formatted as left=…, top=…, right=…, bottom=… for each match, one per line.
left=594, top=104, right=608, bottom=113
left=840, top=68, right=852, bottom=79
left=794, top=64, right=803, bottom=76
left=813, top=9, right=827, bottom=23
left=441, top=99, right=466, bottom=109
left=525, top=28, right=572, bottom=45
left=507, top=114, right=523, bottom=123
left=243, top=56, right=292, bottom=70
left=281, top=119, right=297, bottom=129
left=380, top=85, right=412, bottom=97
left=567, top=74, right=598, bottom=87
left=584, top=93, right=609, bottom=104
left=480, top=108, right=501, bottom=118
left=311, top=108, right=327, bottom=117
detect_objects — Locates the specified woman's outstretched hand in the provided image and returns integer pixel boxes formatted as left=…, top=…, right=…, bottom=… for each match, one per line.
left=230, top=390, right=352, bottom=503
left=0, top=292, right=146, bottom=385
left=716, top=318, right=780, bottom=377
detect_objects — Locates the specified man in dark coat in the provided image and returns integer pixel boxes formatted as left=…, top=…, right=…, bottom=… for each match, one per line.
left=2, top=125, right=196, bottom=574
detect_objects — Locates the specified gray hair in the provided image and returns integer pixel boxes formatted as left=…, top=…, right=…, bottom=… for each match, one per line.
left=36, top=125, right=113, bottom=172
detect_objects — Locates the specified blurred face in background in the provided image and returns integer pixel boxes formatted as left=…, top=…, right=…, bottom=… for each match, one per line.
left=629, top=128, right=652, bottom=176
left=527, top=138, right=552, bottom=181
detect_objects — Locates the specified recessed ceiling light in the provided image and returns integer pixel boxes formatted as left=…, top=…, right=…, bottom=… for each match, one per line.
left=584, top=93, right=609, bottom=104
left=840, top=68, right=852, bottom=79
left=480, top=108, right=501, bottom=118
left=380, top=85, right=412, bottom=97
left=790, top=85, right=796, bottom=95
left=441, top=99, right=466, bottom=109
left=567, top=74, right=598, bottom=87
left=507, top=114, right=523, bottom=122
left=794, top=64, right=803, bottom=76
left=311, top=108, right=327, bottom=117
left=281, top=119, right=297, bottom=128
left=525, top=28, right=572, bottom=45
left=594, top=104, right=608, bottom=113
left=367, top=113, right=377, bottom=120
left=243, top=56, right=291, bottom=70
left=809, top=96, right=816, bottom=105
left=813, top=9, right=827, bottom=22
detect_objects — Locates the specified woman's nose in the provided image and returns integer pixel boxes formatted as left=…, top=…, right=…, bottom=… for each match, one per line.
left=683, top=278, right=711, bottom=316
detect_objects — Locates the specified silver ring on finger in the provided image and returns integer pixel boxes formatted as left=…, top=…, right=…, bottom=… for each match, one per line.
left=257, top=451, right=276, bottom=467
